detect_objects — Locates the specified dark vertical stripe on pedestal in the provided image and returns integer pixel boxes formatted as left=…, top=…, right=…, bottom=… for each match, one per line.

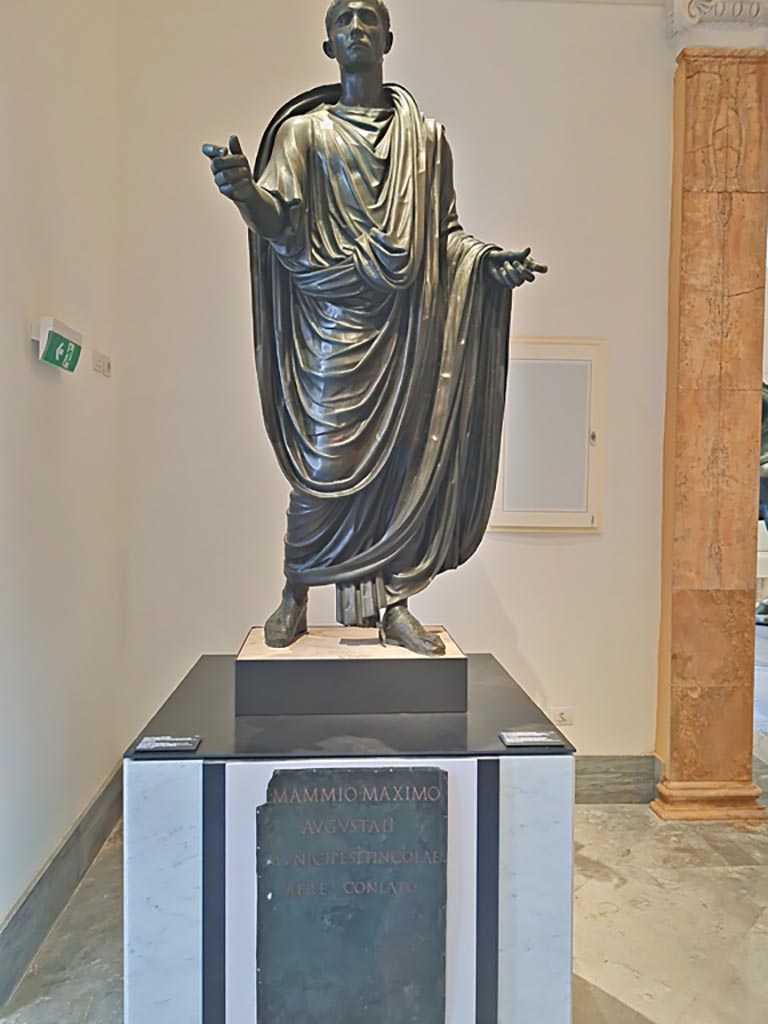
left=203, top=763, right=226, bottom=1023
left=476, top=759, right=500, bottom=1024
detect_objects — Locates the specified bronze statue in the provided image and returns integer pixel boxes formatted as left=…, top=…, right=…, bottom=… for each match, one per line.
left=204, top=0, right=546, bottom=656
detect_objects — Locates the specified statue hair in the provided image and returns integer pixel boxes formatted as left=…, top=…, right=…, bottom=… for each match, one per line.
left=325, top=0, right=391, bottom=36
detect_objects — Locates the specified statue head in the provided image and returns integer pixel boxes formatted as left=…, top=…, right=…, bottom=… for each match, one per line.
left=323, top=0, right=394, bottom=72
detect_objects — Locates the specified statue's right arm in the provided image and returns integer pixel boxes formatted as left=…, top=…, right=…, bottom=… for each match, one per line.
left=234, top=184, right=286, bottom=239
left=202, top=135, right=286, bottom=239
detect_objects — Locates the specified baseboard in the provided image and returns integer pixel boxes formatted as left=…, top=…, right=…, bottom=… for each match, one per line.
left=575, top=755, right=659, bottom=804
left=0, top=763, right=123, bottom=1009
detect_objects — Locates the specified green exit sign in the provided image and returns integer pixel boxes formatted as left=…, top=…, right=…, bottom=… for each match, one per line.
left=37, top=318, right=82, bottom=373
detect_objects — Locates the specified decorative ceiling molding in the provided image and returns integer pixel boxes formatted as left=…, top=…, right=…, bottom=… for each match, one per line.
left=667, top=0, right=768, bottom=34
left=501, top=0, right=768, bottom=47
left=500, top=1, right=663, bottom=5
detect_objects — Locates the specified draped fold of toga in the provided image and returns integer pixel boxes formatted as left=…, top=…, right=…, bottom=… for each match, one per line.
left=249, top=84, right=512, bottom=626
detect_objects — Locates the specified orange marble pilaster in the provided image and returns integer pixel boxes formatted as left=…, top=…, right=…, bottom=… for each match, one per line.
left=654, top=49, right=768, bottom=823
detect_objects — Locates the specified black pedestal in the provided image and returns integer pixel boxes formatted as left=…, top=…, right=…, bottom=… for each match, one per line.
left=234, top=627, right=468, bottom=717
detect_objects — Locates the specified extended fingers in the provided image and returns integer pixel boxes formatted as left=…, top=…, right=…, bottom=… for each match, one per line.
left=513, top=260, right=536, bottom=283
left=504, top=260, right=534, bottom=286
left=497, top=262, right=521, bottom=288
left=504, top=248, right=548, bottom=277
left=202, top=143, right=228, bottom=160
left=506, top=247, right=531, bottom=264
left=214, top=165, right=251, bottom=188
left=210, top=153, right=250, bottom=174
left=505, top=264, right=523, bottom=287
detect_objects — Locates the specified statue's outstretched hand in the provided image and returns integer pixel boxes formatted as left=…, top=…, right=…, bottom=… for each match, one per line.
left=486, top=248, right=548, bottom=290
left=202, top=135, right=255, bottom=205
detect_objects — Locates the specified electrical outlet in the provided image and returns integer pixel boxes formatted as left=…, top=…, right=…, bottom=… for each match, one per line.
left=551, top=707, right=574, bottom=727
left=92, top=350, right=112, bottom=378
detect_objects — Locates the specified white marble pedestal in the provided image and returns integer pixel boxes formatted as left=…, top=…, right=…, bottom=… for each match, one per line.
left=124, top=653, right=575, bottom=1024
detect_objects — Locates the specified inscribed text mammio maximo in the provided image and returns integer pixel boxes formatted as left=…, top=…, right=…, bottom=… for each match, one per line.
left=256, top=766, right=448, bottom=1022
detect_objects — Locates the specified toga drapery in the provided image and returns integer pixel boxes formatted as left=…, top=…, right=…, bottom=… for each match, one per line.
left=249, top=84, right=512, bottom=626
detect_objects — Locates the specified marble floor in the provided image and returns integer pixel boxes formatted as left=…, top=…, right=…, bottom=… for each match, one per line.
left=3, top=795, right=768, bottom=1024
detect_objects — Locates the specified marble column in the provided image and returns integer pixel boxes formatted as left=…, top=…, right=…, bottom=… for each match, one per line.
left=654, top=48, right=768, bottom=822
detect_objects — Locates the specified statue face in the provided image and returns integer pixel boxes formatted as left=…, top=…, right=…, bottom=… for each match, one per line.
left=324, top=1, right=393, bottom=72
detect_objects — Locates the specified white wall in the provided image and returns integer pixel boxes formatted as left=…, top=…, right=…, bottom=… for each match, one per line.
left=0, top=1, right=124, bottom=924
left=116, top=0, right=673, bottom=756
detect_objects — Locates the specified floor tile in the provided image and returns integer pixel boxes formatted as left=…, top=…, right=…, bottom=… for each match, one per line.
left=575, top=808, right=768, bottom=1024
left=0, top=828, right=122, bottom=1024
left=573, top=976, right=655, bottom=1023
left=575, top=805, right=730, bottom=880
left=698, top=818, right=768, bottom=866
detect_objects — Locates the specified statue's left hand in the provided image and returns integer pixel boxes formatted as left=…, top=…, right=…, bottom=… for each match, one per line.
left=486, top=248, right=548, bottom=290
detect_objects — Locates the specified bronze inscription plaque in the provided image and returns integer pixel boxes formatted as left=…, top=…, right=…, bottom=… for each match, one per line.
left=256, top=766, right=448, bottom=1023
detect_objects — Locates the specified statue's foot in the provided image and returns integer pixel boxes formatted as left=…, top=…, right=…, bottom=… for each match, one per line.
left=265, top=587, right=308, bottom=648
left=380, top=605, right=446, bottom=657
